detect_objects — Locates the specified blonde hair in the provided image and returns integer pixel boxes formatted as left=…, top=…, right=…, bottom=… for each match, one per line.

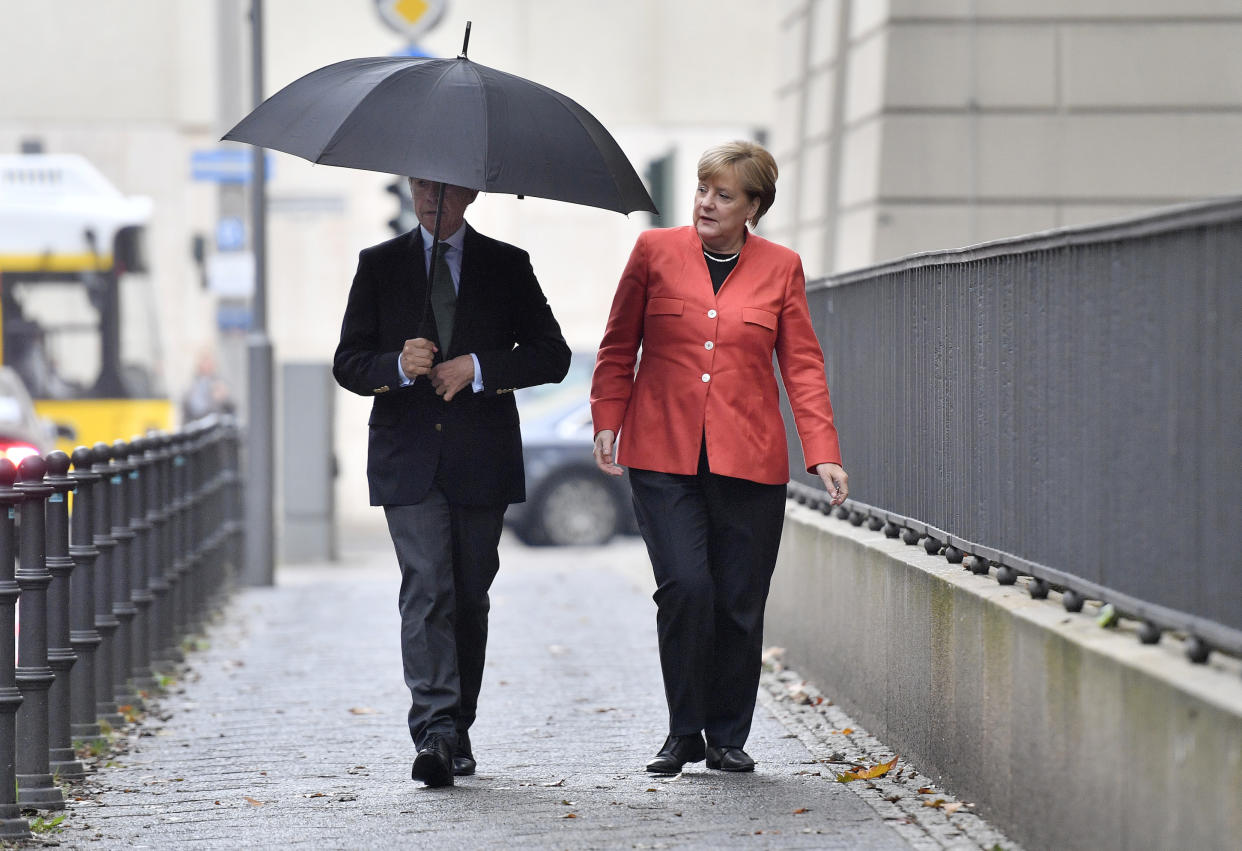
left=696, top=141, right=778, bottom=227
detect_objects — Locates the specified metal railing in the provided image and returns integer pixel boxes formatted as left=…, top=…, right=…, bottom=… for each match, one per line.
left=785, top=198, right=1242, bottom=664
left=0, top=418, right=242, bottom=838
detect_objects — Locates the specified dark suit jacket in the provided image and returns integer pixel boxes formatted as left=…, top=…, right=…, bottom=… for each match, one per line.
left=334, top=225, right=570, bottom=507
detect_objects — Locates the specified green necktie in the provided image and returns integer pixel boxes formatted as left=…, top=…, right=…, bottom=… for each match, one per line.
left=429, top=242, right=456, bottom=354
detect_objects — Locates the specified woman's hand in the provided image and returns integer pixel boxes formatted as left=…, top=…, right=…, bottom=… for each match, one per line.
left=816, top=462, right=849, bottom=505
left=593, top=430, right=624, bottom=477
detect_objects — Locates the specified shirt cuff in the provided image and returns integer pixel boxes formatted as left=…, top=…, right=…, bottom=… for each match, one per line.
left=470, top=353, right=483, bottom=393
left=398, top=354, right=414, bottom=386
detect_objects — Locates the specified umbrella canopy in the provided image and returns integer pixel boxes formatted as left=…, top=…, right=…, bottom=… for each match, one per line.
left=223, top=53, right=657, bottom=216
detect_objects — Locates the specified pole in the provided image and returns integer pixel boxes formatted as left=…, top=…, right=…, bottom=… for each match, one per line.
left=244, top=0, right=275, bottom=586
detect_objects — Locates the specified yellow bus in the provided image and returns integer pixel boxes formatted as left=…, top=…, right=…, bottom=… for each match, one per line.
left=0, top=154, right=172, bottom=451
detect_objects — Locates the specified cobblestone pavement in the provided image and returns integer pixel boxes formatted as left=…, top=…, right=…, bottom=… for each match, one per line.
left=37, top=532, right=1017, bottom=850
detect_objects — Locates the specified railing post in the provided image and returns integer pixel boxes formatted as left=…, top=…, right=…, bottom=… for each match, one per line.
left=43, top=451, right=84, bottom=780
left=182, top=427, right=203, bottom=635
left=91, top=443, right=122, bottom=728
left=224, top=417, right=245, bottom=582
left=14, top=455, right=64, bottom=810
left=0, top=461, right=29, bottom=838
left=168, top=432, right=189, bottom=654
left=108, top=439, right=140, bottom=714
left=144, top=434, right=172, bottom=676
left=125, top=438, right=156, bottom=693
left=68, top=447, right=102, bottom=742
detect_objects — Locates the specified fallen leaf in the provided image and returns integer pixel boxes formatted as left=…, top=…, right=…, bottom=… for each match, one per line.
left=836, top=755, right=899, bottom=783
left=646, top=788, right=657, bottom=792
left=943, top=801, right=964, bottom=814
left=307, top=793, right=326, bottom=799
left=561, top=813, right=577, bottom=819
left=349, top=707, right=376, bottom=715
left=923, top=798, right=946, bottom=809
left=541, top=779, right=566, bottom=787
left=792, top=807, right=809, bottom=815
left=918, top=786, right=936, bottom=794
left=244, top=796, right=265, bottom=806
left=560, top=799, right=575, bottom=806
left=841, top=727, right=854, bottom=735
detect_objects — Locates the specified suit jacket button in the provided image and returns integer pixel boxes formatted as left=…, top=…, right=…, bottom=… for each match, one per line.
left=707, top=309, right=717, bottom=318
left=701, top=373, right=710, bottom=382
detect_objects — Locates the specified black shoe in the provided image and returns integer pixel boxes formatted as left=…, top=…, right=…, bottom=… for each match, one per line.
left=453, top=730, right=476, bottom=776
left=646, top=733, right=706, bottom=774
left=706, top=745, right=755, bottom=772
left=411, top=734, right=454, bottom=787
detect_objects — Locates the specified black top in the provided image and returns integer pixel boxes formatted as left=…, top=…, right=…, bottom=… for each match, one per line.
left=701, top=234, right=745, bottom=292
left=703, top=250, right=739, bottom=292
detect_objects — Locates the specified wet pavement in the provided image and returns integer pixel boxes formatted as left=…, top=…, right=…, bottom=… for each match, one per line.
left=46, top=531, right=1017, bottom=850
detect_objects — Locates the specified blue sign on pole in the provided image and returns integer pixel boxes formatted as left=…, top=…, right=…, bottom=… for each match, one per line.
left=216, top=217, right=246, bottom=252
left=191, top=149, right=273, bottom=183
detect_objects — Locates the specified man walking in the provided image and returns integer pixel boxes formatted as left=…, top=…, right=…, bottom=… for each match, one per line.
left=334, top=178, right=570, bottom=786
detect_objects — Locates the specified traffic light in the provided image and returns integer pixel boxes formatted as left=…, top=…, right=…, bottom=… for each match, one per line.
left=386, top=179, right=416, bottom=235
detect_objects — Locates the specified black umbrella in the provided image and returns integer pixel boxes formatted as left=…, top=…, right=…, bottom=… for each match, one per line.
left=223, top=23, right=657, bottom=218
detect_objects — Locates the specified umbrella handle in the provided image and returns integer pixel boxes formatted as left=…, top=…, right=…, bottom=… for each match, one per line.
left=416, top=182, right=448, bottom=357
left=459, top=21, right=472, bottom=59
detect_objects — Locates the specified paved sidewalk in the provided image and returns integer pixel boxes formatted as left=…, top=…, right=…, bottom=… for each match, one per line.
left=49, top=533, right=1016, bottom=850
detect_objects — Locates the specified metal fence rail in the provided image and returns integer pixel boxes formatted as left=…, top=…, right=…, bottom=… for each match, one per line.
left=786, top=198, right=1242, bottom=662
left=0, top=418, right=242, bottom=838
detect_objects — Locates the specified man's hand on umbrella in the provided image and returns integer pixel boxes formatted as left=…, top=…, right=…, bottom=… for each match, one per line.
left=401, top=338, right=438, bottom=379
left=430, top=356, right=474, bottom=401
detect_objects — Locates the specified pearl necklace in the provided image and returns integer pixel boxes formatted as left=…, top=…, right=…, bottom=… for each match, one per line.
left=703, top=248, right=740, bottom=263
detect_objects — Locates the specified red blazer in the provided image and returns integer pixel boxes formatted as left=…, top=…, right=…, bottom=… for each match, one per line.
left=591, top=226, right=841, bottom=485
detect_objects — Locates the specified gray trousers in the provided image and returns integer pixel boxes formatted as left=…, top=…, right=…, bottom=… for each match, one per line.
left=384, top=490, right=506, bottom=750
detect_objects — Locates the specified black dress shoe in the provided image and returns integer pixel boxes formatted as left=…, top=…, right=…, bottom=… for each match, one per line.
left=706, top=745, right=755, bottom=772
left=411, top=734, right=454, bottom=787
left=646, top=733, right=706, bottom=774
left=453, top=730, right=476, bottom=776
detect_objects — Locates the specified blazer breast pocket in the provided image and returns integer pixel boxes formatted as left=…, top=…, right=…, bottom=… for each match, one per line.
left=647, top=297, right=684, bottom=317
left=742, top=307, right=778, bottom=332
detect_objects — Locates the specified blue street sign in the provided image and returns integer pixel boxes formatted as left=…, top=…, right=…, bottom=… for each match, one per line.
left=216, top=217, right=246, bottom=251
left=191, top=149, right=273, bottom=183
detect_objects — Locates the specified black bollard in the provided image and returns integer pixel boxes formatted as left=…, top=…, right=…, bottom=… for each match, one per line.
left=143, top=434, right=173, bottom=675
left=125, top=438, right=156, bottom=693
left=43, top=451, right=85, bottom=780
left=181, top=428, right=204, bottom=634
left=170, top=431, right=191, bottom=645
left=222, top=417, right=244, bottom=584
left=0, top=461, right=30, bottom=838
left=14, top=455, right=65, bottom=810
left=91, top=443, right=123, bottom=729
left=68, top=447, right=102, bottom=741
left=108, top=439, right=141, bottom=714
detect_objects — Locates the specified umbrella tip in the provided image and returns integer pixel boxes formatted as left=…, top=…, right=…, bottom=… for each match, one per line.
left=458, top=20, right=472, bottom=59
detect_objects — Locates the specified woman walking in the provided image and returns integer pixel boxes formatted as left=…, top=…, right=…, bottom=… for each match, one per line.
left=590, top=140, right=848, bottom=774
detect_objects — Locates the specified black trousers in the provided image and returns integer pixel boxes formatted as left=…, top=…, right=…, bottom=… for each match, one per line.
left=384, top=488, right=505, bottom=751
left=628, top=448, right=787, bottom=748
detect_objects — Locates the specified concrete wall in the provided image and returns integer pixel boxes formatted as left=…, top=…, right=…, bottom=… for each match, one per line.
left=766, top=503, right=1242, bottom=851
left=768, top=0, right=1242, bottom=275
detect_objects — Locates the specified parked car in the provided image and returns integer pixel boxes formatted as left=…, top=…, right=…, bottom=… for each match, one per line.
left=507, top=353, right=638, bottom=547
left=0, top=365, right=70, bottom=465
